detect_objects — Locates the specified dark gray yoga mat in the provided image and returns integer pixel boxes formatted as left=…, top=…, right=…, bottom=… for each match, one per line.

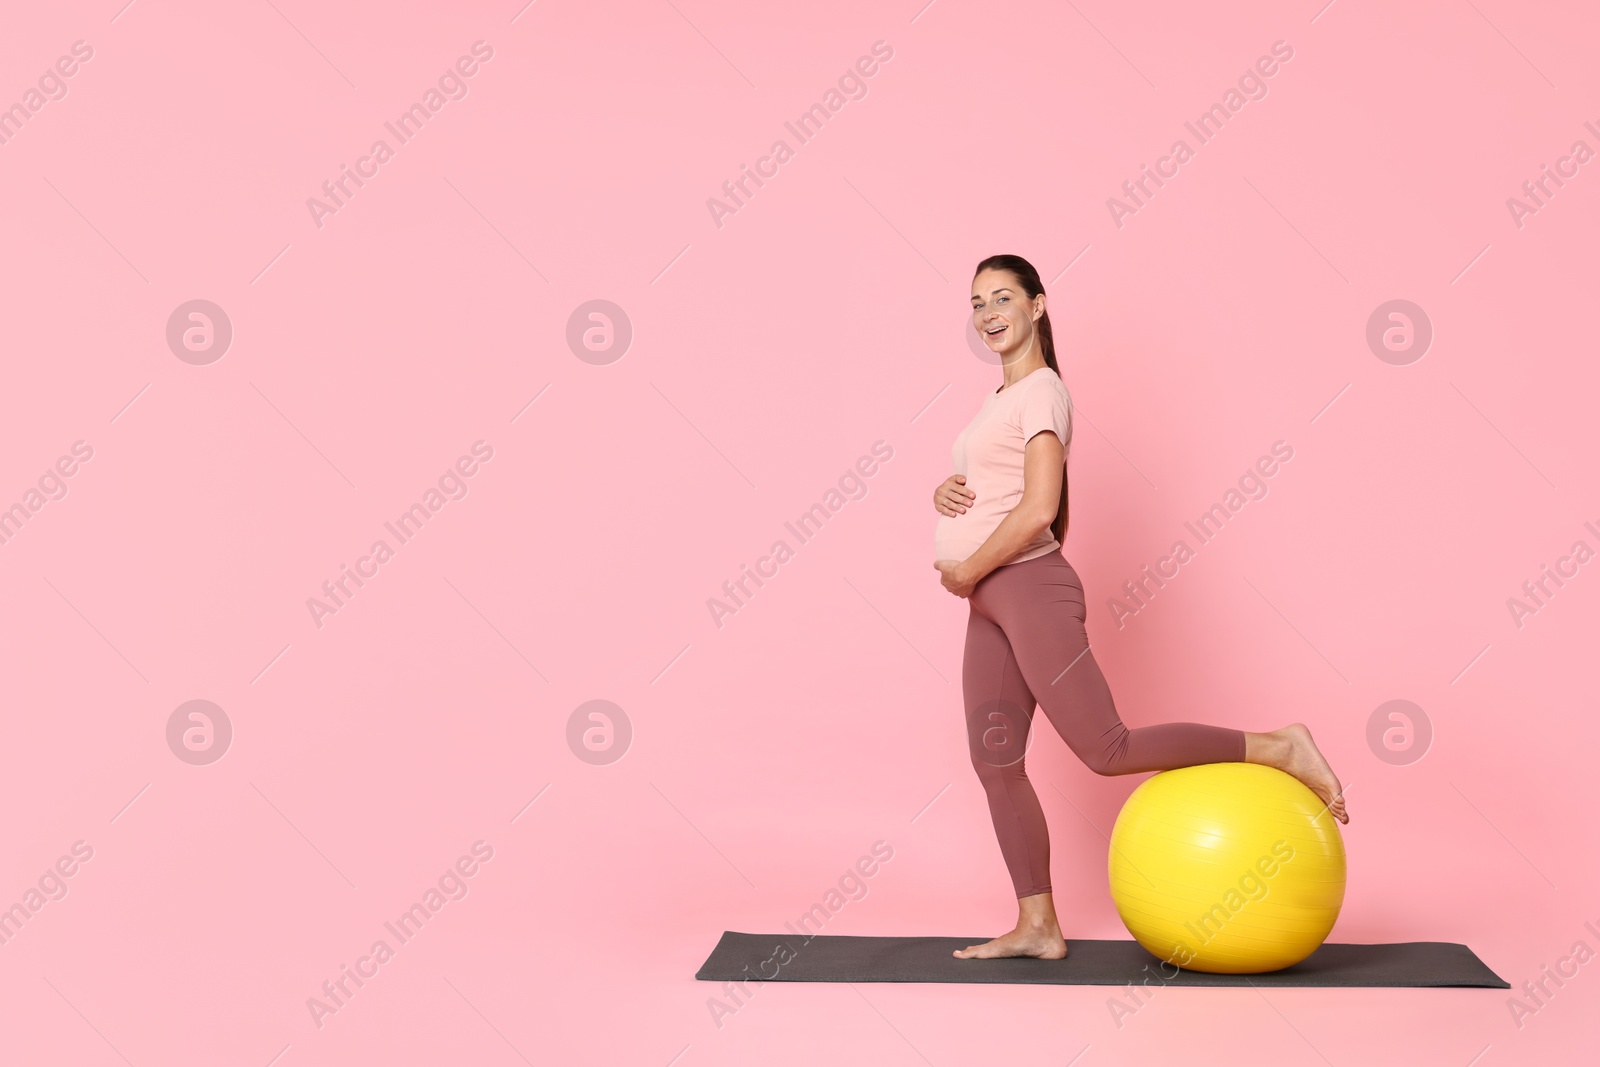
left=696, top=931, right=1509, bottom=988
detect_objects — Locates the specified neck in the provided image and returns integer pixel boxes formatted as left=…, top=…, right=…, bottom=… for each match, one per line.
left=999, top=355, right=1048, bottom=390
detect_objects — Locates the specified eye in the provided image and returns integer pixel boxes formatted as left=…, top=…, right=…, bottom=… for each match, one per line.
left=996, top=296, right=1009, bottom=303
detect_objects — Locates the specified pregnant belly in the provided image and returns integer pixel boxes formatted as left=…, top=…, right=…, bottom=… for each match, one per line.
left=934, top=509, right=983, bottom=561
left=935, top=485, right=1025, bottom=561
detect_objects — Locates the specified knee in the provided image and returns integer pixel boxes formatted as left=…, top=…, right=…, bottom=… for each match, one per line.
left=1078, top=725, right=1132, bottom=776
left=968, top=752, right=1001, bottom=781
left=968, top=752, right=1024, bottom=786
left=1079, top=746, right=1123, bottom=777
left=1081, top=752, right=1115, bottom=776
left=967, top=702, right=1032, bottom=776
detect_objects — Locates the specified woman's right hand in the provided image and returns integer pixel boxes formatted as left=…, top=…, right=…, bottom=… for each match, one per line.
left=934, top=474, right=976, bottom=517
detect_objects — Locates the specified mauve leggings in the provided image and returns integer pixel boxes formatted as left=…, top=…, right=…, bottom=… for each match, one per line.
left=963, top=550, right=1246, bottom=898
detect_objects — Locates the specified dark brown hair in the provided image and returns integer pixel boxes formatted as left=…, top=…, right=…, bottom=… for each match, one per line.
left=973, top=253, right=1068, bottom=545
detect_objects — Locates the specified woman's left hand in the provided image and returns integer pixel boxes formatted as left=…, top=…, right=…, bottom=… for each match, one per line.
left=934, top=560, right=978, bottom=599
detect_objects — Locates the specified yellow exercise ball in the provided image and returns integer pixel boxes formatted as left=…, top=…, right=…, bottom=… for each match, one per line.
left=1107, top=762, right=1346, bottom=974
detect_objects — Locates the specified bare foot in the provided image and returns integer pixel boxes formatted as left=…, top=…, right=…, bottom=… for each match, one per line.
left=1276, top=723, right=1349, bottom=824
left=953, top=923, right=1068, bottom=960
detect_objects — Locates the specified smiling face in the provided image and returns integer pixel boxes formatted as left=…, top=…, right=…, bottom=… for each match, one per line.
left=971, top=268, right=1044, bottom=363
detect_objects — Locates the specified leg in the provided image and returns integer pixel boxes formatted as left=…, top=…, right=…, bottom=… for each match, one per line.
left=981, top=555, right=1244, bottom=775
left=959, top=603, right=1052, bottom=898
left=952, top=601, right=1067, bottom=960
left=980, top=554, right=1349, bottom=821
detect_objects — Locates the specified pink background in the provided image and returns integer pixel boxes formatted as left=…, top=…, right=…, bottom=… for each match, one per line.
left=2, top=1, right=1597, bottom=1064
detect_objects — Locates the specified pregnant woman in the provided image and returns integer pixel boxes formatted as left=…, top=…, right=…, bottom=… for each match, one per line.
left=933, top=254, right=1348, bottom=962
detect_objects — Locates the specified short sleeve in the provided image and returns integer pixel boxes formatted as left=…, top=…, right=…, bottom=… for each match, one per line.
left=1020, top=378, right=1071, bottom=452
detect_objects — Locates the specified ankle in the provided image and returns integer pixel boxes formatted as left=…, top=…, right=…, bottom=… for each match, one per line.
left=1245, top=730, right=1290, bottom=768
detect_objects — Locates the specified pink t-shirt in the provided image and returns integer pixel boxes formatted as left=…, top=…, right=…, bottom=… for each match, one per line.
left=934, top=366, right=1072, bottom=565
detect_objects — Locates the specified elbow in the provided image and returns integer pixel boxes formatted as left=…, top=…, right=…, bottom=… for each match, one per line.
left=1021, top=505, right=1056, bottom=538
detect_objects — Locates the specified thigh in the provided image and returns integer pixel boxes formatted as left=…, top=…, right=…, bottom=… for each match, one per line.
left=981, top=556, right=1125, bottom=749
left=976, top=553, right=1092, bottom=679
left=962, top=602, right=1038, bottom=770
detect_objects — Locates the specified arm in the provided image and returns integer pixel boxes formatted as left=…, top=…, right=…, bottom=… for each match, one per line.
left=953, top=430, right=1064, bottom=587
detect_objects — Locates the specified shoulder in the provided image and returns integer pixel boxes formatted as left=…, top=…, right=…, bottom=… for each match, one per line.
left=1026, top=368, right=1071, bottom=405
